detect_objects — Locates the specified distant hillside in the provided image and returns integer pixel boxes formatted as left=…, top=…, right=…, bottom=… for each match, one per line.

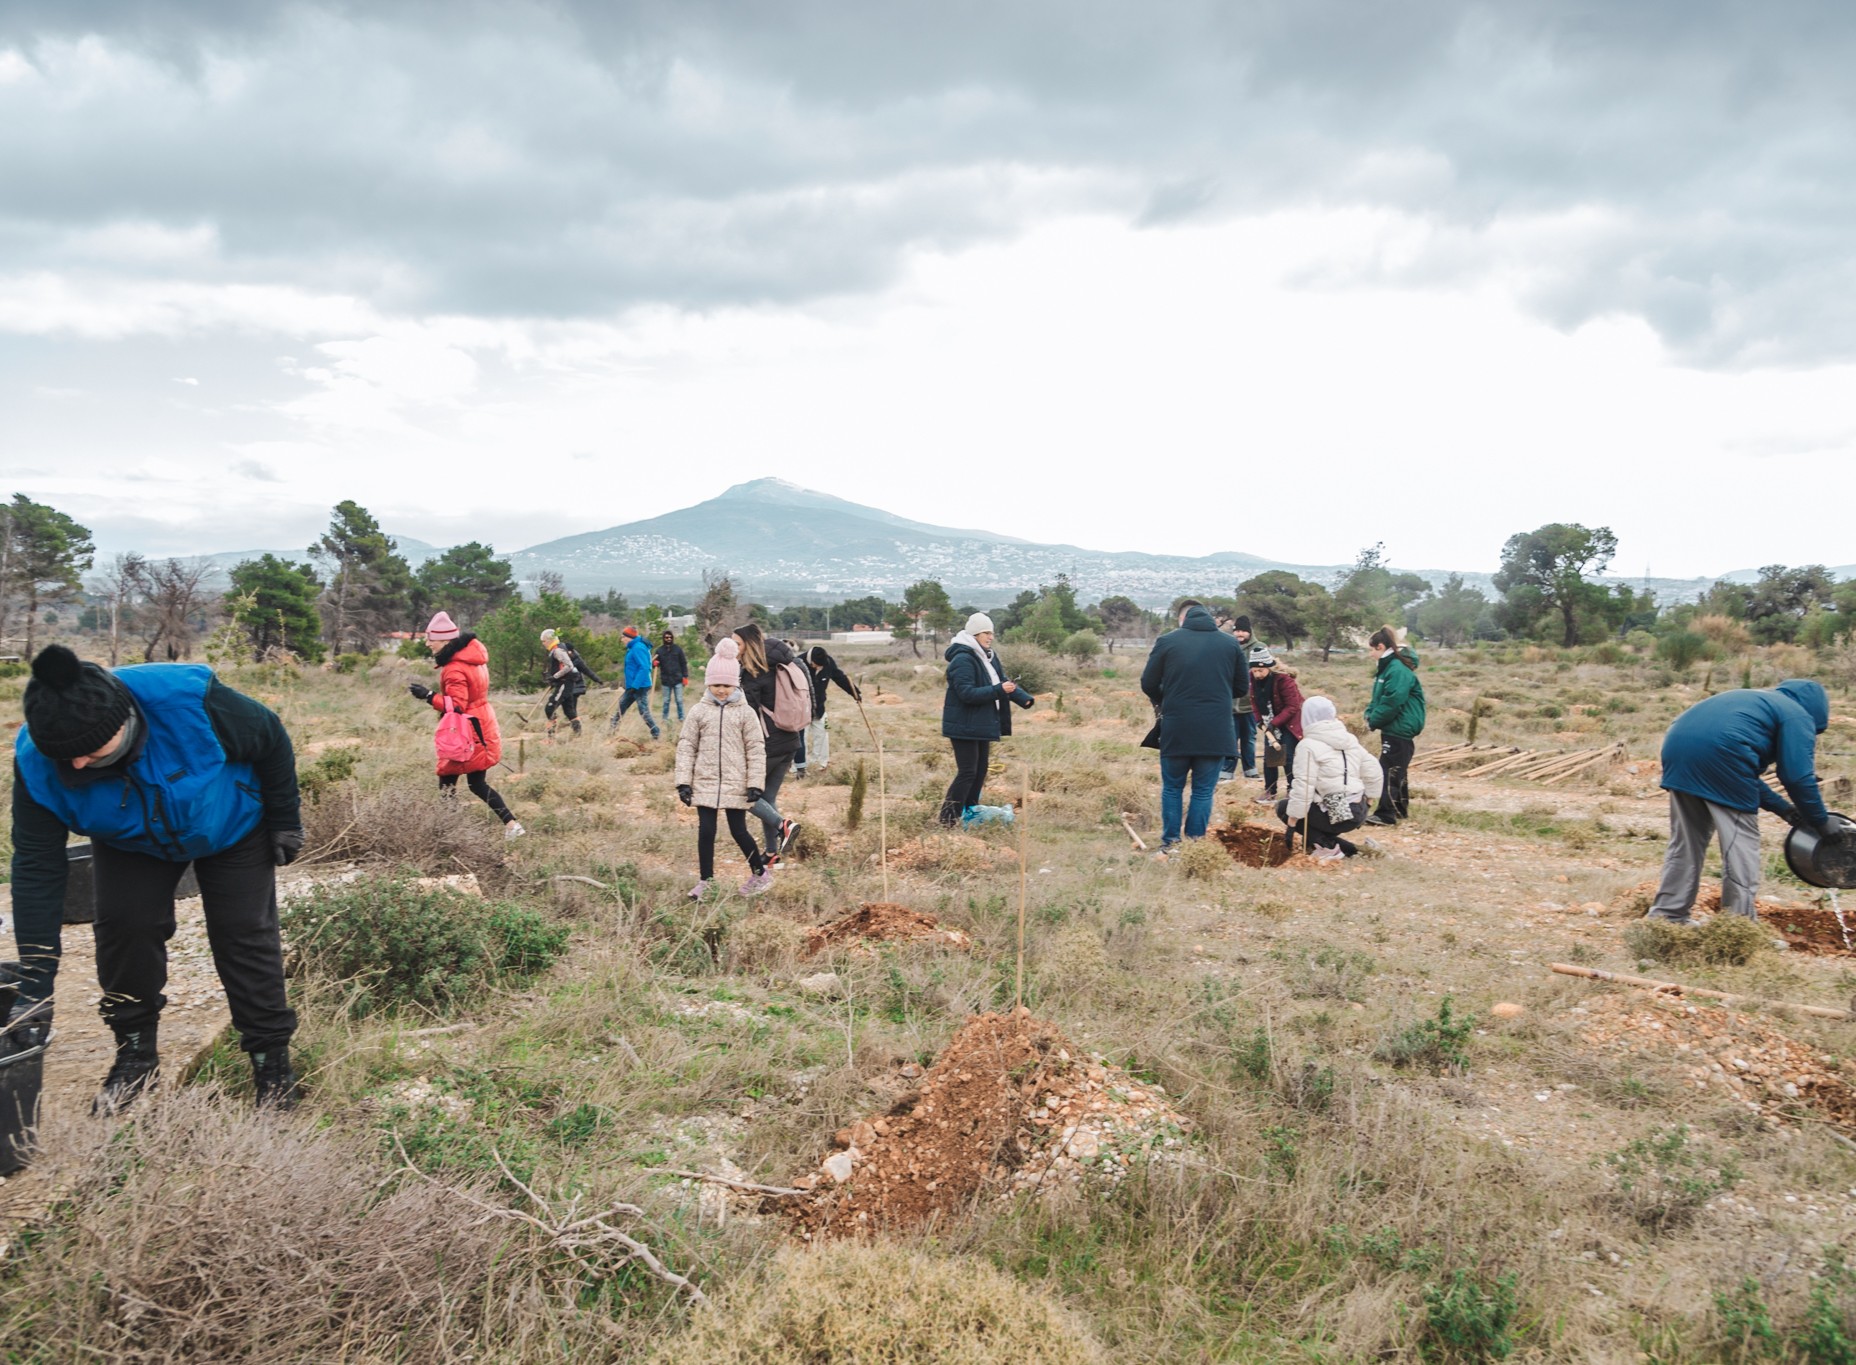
left=183, top=537, right=447, bottom=579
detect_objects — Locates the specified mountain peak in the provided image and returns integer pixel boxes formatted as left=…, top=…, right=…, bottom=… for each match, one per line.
left=717, top=478, right=812, bottom=502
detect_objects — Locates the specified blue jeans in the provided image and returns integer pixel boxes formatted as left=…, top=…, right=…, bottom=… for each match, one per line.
left=1160, top=755, right=1223, bottom=847
left=611, top=687, right=660, bottom=736
left=1222, top=714, right=1258, bottom=776
left=659, top=683, right=684, bottom=720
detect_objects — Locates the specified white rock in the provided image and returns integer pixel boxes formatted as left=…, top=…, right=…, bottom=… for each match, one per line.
left=796, top=972, right=845, bottom=999
left=823, top=1151, right=856, bottom=1183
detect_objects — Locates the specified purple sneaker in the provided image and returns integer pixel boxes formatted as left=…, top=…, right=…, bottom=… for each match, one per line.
left=739, top=869, right=774, bottom=897
left=688, top=879, right=712, bottom=901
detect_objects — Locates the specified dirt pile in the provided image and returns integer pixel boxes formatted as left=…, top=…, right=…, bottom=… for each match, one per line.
left=780, top=1011, right=1190, bottom=1237
left=1578, top=994, right=1856, bottom=1130
left=1610, top=880, right=1853, bottom=955
left=1213, top=822, right=1293, bottom=868
left=804, top=903, right=973, bottom=957
left=886, top=833, right=1018, bottom=874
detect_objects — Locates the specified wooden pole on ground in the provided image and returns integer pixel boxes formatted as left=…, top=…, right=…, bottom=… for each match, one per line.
left=1015, top=765, right=1030, bottom=1019
left=1548, top=962, right=1853, bottom=1020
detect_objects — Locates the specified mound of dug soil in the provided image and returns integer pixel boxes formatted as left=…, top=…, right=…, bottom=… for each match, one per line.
left=1212, top=822, right=1293, bottom=868
left=1578, top=994, right=1856, bottom=1130
left=887, top=832, right=1019, bottom=874
left=804, top=903, right=973, bottom=957
left=1611, top=880, right=1853, bottom=955
left=781, top=1011, right=1189, bottom=1237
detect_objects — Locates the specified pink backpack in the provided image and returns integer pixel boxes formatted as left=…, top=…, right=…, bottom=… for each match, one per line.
left=434, top=697, right=477, bottom=765
left=767, top=660, right=813, bottom=734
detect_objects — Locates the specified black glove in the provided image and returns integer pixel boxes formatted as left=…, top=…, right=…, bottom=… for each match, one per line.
left=272, top=828, right=306, bottom=866
left=408, top=682, right=433, bottom=702
left=745, top=787, right=763, bottom=804
left=677, top=785, right=693, bottom=807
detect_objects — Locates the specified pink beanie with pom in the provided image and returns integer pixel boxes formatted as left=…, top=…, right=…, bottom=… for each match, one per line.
left=425, top=611, right=460, bottom=643
left=705, top=637, right=741, bottom=687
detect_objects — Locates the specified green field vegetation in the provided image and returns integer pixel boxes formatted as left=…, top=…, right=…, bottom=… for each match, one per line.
left=3, top=636, right=1856, bottom=1361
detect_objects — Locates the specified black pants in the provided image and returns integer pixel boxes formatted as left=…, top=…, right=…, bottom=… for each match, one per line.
left=544, top=685, right=580, bottom=723
left=439, top=770, right=514, bottom=823
left=698, top=806, right=764, bottom=879
left=1262, top=731, right=1298, bottom=796
left=92, top=827, right=296, bottom=1051
left=1276, top=799, right=1363, bottom=854
left=1376, top=735, right=1414, bottom=821
left=940, top=739, right=991, bottom=825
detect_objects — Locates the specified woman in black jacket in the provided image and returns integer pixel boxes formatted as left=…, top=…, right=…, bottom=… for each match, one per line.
left=733, top=623, right=810, bottom=864
left=939, top=613, right=1035, bottom=826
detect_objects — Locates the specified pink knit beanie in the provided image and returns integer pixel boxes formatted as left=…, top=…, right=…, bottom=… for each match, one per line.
left=705, top=637, right=741, bottom=687
left=425, top=611, right=460, bottom=643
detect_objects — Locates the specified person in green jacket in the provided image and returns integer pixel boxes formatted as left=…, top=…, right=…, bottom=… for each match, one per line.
left=1363, top=625, right=1424, bottom=824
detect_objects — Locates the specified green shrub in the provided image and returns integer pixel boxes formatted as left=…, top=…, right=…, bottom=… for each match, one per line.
left=1603, top=1125, right=1739, bottom=1232
left=1712, top=1277, right=1781, bottom=1361
left=846, top=758, right=868, bottom=831
left=297, top=746, right=360, bottom=802
left=999, top=646, right=1064, bottom=698
left=1657, top=631, right=1710, bottom=671
left=1060, top=630, right=1102, bottom=663
left=1376, top=997, right=1473, bottom=1073
left=1420, top=1268, right=1518, bottom=1361
left=281, top=877, right=569, bottom=1016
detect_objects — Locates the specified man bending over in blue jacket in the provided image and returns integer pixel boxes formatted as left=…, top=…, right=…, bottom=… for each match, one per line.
left=1649, top=679, right=1848, bottom=924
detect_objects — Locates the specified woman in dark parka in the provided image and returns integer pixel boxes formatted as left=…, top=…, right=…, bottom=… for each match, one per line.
left=939, top=613, right=1035, bottom=825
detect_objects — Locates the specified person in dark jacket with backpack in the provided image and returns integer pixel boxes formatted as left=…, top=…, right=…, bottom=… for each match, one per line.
left=6, top=645, right=303, bottom=1115
left=540, top=627, right=599, bottom=736
left=1648, top=679, right=1849, bottom=923
left=939, top=613, right=1035, bottom=826
left=734, top=622, right=810, bottom=863
left=655, top=629, right=690, bottom=723
left=793, top=643, right=861, bottom=777
left=609, top=626, right=661, bottom=740
left=1362, top=626, right=1425, bottom=824
left=1140, top=601, right=1250, bottom=853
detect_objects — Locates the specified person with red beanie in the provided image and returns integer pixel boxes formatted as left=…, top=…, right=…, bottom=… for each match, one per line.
left=609, top=624, right=661, bottom=741
left=408, top=612, right=525, bottom=839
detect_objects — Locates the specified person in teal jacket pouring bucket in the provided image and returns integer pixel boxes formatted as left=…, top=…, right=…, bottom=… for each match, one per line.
left=1648, top=679, right=1851, bottom=924
left=6, top=645, right=304, bottom=1114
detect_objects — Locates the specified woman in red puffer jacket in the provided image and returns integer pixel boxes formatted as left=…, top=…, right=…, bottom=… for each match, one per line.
left=408, top=611, right=525, bottom=839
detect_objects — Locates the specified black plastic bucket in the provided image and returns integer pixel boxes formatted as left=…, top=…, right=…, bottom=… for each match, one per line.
left=63, top=842, right=200, bottom=925
left=0, top=966, right=45, bottom=1176
left=1785, top=813, right=1856, bottom=890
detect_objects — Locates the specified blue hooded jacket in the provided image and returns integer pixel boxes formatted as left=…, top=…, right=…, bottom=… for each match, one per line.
left=1660, top=679, right=1830, bottom=826
left=624, top=633, right=654, bottom=689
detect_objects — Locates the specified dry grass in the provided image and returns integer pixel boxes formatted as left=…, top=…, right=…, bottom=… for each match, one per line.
left=648, top=1241, right=1104, bottom=1364
left=1624, top=914, right=1773, bottom=966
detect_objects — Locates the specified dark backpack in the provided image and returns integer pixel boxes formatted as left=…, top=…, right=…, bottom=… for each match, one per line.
left=563, top=642, right=601, bottom=686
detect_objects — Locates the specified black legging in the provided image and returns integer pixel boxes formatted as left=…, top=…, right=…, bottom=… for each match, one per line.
left=698, top=806, right=765, bottom=879
left=1376, top=735, right=1414, bottom=821
left=939, top=738, right=991, bottom=825
left=439, top=770, right=515, bottom=823
left=544, top=685, right=580, bottom=724
left=1263, top=730, right=1298, bottom=796
left=1276, top=798, right=1363, bottom=854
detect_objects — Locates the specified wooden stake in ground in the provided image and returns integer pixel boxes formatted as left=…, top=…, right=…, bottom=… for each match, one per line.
left=1015, top=765, right=1030, bottom=1017
left=1549, top=962, right=1854, bottom=1021
left=852, top=695, right=889, bottom=901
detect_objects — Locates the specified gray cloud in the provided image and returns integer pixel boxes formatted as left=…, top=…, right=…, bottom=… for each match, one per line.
left=2, top=1, right=1854, bottom=364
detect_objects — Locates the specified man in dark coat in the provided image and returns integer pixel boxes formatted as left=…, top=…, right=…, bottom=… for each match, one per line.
left=1140, top=600, right=1250, bottom=854
left=1649, top=679, right=1847, bottom=923
left=7, top=645, right=303, bottom=1115
left=655, top=630, right=690, bottom=723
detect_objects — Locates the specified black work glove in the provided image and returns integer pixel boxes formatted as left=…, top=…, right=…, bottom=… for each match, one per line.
left=677, top=785, right=693, bottom=807
left=272, top=828, right=306, bottom=866
left=745, top=787, right=763, bottom=804
left=408, top=682, right=433, bottom=702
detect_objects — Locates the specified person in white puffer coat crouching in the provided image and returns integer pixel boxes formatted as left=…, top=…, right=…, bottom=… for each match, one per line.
left=1278, top=696, right=1386, bottom=861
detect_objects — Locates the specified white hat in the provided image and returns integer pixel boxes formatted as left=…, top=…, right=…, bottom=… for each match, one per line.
left=965, top=613, right=994, bottom=635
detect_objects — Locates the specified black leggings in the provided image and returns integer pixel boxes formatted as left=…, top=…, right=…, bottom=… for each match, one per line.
left=1275, top=798, right=1363, bottom=854
left=698, top=806, right=764, bottom=879
left=439, top=770, right=514, bottom=823
left=940, top=738, right=991, bottom=825
left=1376, top=735, right=1414, bottom=820
left=544, top=686, right=580, bottom=722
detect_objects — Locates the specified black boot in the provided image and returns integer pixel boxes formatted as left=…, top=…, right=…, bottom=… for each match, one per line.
left=94, top=1025, right=159, bottom=1116
left=571, top=718, right=582, bottom=736
left=250, top=1045, right=300, bottom=1110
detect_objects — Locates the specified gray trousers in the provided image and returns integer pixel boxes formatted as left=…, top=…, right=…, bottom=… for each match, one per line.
left=1649, top=790, right=1762, bottom=922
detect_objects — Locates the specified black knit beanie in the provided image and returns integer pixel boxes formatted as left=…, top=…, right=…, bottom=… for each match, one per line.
left=1234, top=615, right=1252, bottom=634
left=23, top=645, right=135, bottom=762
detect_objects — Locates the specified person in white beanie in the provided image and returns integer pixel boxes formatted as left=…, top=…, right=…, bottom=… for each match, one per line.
left=937, top=613, right=1035, bottom=826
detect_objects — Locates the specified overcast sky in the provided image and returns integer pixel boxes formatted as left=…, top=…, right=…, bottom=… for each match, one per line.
left=3, top=1, right=1853, bottom=579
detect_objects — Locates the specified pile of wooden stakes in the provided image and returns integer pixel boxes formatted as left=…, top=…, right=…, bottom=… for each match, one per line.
left=1409, top=741, right=1626, bottom=785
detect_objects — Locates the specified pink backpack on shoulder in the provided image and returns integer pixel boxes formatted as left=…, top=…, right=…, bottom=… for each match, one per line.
left=434, top=697, right=477, bottom=765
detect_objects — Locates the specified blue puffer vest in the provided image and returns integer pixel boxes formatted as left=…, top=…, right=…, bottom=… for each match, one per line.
left=14, top=664, right=263, bottom=861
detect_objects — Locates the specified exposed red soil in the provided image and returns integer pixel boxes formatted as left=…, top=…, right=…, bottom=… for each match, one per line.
left=1578, top=993, right=1856, bottom=1130
left=1610, top=880, right=1854, bottom=956
left=777, top=1011, right=1190, bottom=1238
left=803, top=903, right=973, bottom=957
left=1212, top=822, right=1294, bottom=868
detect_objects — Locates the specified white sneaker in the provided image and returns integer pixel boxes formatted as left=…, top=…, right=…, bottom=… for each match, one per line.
left=1308, top=844, right=1344, bottom=863
left=504, top=821, right=527, bottom=841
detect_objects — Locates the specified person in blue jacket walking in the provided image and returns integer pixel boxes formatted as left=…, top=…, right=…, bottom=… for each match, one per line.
left=609, top=626, right=662, bottom=740
left=1649, top=679, right=1848, bottom=923
left=5, top=645, right=303, bottom=1113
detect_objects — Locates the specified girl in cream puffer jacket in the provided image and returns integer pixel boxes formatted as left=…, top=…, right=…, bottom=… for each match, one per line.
left=1281, top=696, right=1385, bottom=858
left=675, top=640, right=771, bottom=899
